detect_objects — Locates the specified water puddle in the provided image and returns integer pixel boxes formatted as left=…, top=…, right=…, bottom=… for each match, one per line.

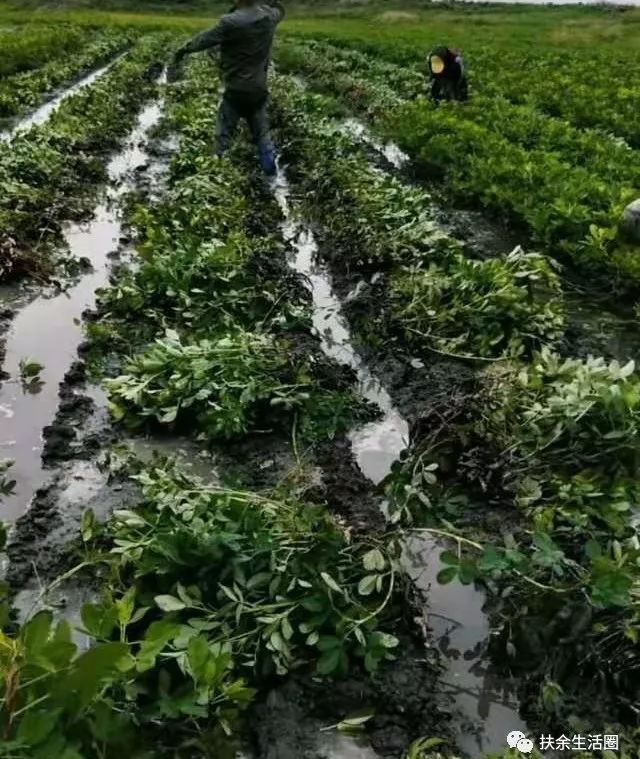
left=273, top=174, right=409, bottom=486
left=564, top=291, right=640, bottom=363
left=125, top=435, right=220, bottom=485
left=310, top=732, right=380, bottom=759
left=12, top=583, right=96, bottom=651
left=0, top=78, right=165, bottom=522
left=0, top=53, right=125, bottom=142
left=342, top=117, right=408, bottom=170
left=407, top=536, right=529, bottom=755
left=272, top=168, right=527, bottom=755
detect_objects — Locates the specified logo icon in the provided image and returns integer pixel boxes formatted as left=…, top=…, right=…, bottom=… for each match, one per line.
left=507, top=731, right=534, bottom=754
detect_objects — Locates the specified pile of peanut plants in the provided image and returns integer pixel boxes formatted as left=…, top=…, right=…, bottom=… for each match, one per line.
left=0, top=463, right=402, bottom=757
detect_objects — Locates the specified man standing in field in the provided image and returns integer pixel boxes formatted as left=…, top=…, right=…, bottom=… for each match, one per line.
left=171, top=0, right=285, bottom=175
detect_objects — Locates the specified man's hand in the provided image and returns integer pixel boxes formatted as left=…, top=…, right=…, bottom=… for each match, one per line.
left=167, top=48, right=186, bottom=83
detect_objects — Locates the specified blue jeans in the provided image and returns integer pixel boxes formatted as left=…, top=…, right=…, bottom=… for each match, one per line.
left=216, top=89, right=274, bottom=160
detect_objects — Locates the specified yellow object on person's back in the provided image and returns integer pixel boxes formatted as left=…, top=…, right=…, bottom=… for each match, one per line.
left=430, top=55, right=445, bottom=74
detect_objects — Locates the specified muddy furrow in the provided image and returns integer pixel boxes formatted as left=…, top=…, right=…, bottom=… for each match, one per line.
left=0, top=51, right=126, bottom=142
left=0, top=75, right=166, bottom=524
left=271, top=170, right=529, bottom=756
left=268, top=70, right=544, bottom=756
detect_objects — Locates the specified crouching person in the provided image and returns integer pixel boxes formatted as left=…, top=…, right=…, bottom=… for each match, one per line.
left=428, top=46, right=468, bottom=103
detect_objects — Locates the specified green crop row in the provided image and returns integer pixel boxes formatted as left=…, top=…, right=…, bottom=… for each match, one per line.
left=280, top=38, right=640, bottom=188
left=0, top=58, right=406, bottom=757
left=0, top=33, right=173, bottom=283
left=282, top=31, right=640, bottom=148
left=0, top=23, right=89, bottom=79
left=275, top=38, right=640, bottom=291
left=269, top=75, right=640, bottom=741
left=100, top=59, right=370, bottom=446
left=0, top=27, right=135, bottom=123
left=470, top=45, right=640, bottom=150
left=271, top=77, right=564, bottom=361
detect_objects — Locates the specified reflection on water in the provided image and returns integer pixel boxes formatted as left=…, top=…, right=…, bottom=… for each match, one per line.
left=0, top=85, right=166, bottom=521
left=407, top=537, right=529, bottom=755
left=342, top=118, right=409, bottom=170
left=273, top=175, right=410, bottom=487
left=273, top=167, right=528, bottom=756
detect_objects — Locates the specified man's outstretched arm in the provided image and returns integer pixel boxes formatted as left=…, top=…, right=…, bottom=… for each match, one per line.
left=174, top=18, right=228, bottom=62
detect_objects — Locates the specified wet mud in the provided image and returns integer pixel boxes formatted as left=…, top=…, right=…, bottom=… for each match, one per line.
left=273, top=153, right=529, bottom=755
left=326, top=266, right=527, bottom=756
left=315, top=436, right=386, bottom=533
left=562, top=290, right=640, bottom=363
left=251, top=634, right=449, bottom=759
left=5, top=457, right=139, bottom=590
left=41, top=362, right=109, bottom=466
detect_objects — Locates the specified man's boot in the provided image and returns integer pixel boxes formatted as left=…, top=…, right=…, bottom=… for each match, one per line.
left=259, top=146, right=277, bottom=176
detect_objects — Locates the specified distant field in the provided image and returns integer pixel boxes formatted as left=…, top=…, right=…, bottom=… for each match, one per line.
left=1, top=1, right=640, bottom=48
left=283, top=1, right=640, bottom=50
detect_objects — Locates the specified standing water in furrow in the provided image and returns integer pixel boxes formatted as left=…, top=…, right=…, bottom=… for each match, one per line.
left=341, top=117, right=409, bottom=173
left=272, top=169, right=529, bottom=756
left=0, top=52, right=126, bottom=142
left=272, top=169, right=395, bottom=759
left=0, top=73, right=166, bottom=522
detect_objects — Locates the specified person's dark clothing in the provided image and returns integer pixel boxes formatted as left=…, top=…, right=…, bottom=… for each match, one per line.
left=180, top=2, right=285, bottom=94
left=217, top=88, right=272, bottom=155
left=176, top=2, right=284, bottom=173
left=428, top=46, right=468, bottom=103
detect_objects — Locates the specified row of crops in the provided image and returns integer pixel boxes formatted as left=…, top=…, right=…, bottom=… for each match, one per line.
left=0, top=24, right=89, bottom=78
left=1, top=17, right=640, bottom=759
left=276, top=37, right=640, bottom=289
left=289, top=28, right=640, bottom=148
left=0, top=27, right=134, bottom=123
left=270, top=32, right=640, bottom=753
left=0, top=32, right=170, bottom=282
